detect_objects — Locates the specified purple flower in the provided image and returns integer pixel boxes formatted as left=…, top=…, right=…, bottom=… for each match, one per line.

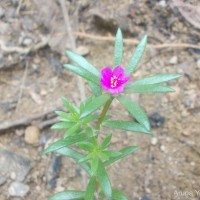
left=100, top=66, right=130, bottom=94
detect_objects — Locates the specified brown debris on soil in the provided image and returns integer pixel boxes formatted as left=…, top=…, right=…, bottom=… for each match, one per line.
left=0, top=0, right=200, bottom=200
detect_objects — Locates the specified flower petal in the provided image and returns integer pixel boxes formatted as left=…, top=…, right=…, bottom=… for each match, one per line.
left=110, top=85, right=124, bottom=94
left=113, top=66, right=124, bottom=77
left=101, top=67, right=113, bottom=79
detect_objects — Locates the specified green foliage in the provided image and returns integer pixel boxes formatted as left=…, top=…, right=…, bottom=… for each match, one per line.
left=80, top=94, right=110, bottom=119
left=49, top=190, right=85, bottom=200
left=125, top=35, right=148, bottom=75
left=44, top=28, right=181, bottom=200
left=117, top=96, right=150, bottom=131
left=85, top=176, right=96, bottom=200
left=103, top=120, right=151, bottom=134
left=125, top=83, right=175, bottom=93
left=112, top=189, right=129, bottom=200
left=104, top=146, right=139, bottom=167
left=43, top=134, right=88, bottom=154
left=97, top=161, right=112, bottom=200
left=114, top=28, right=123, bottom=67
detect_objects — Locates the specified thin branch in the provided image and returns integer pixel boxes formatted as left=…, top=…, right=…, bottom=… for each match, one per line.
left=0, top=36, right=49, bottom=54
left=0, top=109, right=59, bottom=132
left=59, top=0, right=85, bottom=101
left=75, top=31, right=200, bottom=50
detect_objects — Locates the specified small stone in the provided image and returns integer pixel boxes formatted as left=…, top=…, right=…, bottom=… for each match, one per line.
left=0, top=176, right=7, bottom=186
left=149, top=112, right=165, bottom=128
left=182, top=129, right=190, bottom=136
left=10, top=172, right=16, bottom=180
left=197, top=59, right=200, bottom=68
left=22, top=37, right=33, bottom=46
left=40, top=89, right=47, bottom=96
left=169, top=56, right=178, bottom=64
left=0, top=148, right=31, bottom=182
left=151, top=137, right=158, bottom=145
left=24, top=126, right=40, bottom=145
left=158, top=0, right=166, bottom=7
left=0, top=7, right=5, bottom=18
left=76, top=46, right=90, bottom=56
left=47, top=156, right=62, bottom=189
left=15, top=129, right=24, bottom=136
left=160, top=145, right=166, bottom=152
left=141, top=196, right=151, bottom=200
left=8, top=182, right=29, bottom=197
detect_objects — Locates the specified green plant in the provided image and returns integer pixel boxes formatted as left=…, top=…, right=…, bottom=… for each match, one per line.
left=43, top=28, right=181, bottom=200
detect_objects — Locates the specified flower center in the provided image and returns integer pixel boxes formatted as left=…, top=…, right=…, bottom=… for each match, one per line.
left=110, top=76, right=118, bottom=88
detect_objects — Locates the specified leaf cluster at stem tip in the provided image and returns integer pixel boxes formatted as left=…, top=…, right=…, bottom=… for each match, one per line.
left=44, top=28, right=181, bottom=200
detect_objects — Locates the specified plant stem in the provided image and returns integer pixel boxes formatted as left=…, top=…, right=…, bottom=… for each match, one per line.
left=95, top=97, right=113, bottom=130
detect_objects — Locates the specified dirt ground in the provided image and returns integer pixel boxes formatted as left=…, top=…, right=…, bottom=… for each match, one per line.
left=0, top=0, right=200, bottom=200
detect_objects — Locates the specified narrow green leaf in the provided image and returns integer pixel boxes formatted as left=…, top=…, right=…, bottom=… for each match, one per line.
left=81, top=114, right=99, bottom=123
left=51, top=122, right=76, bottom=130
left=61, top=97, right=79, bottom=114
left=117, top=96, right=150, bottom=131
left=114, top=28, right=123, bottom=67
left=55, top=147, right=91, bottom=175
left=66, top=51, right=100, bottom=77
left=43, top=134, right=87, bottom=154
left=112, top=189, right=128, bottom=200
left=104, top=146, right=139, bottom=166
left=131, top=73, right=182, bottom=85
left=91, top=157, right=99, bottom=175
left=104, top=150, right=122, bottom=157
left=101, top=133, right=112, bottom=149
left=64, top=64, right=100, bottom=85
left=49, top=190, right=85, bottom=200
left=78, top=153, right=93, bottom=163
left=78, top=141, right=94, bottom=152
left=85, top=176, right=96, bottom=200
left=125, top=35, right=148, bottom=75
left=103, top=120, right=151, bottom=134
left=125, top=83, right=175, bottom=93
left=55, top=111, right=72, bottom=121
left=97, top=161, right=112, bottom=200
left=98, top=152, right=109, bottom=161
left=88, top=81, right=102, bottom=97
left=80, top=94, right=110, bottom=119
left=64, top=123, right=81, bottom=137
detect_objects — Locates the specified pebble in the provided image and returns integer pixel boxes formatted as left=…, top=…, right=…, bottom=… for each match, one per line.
left=0, top=7, right=5, bottom=18
left=151, top=137, right=158, bottom=145
left=160, top=145, right=166, bottom=152
left=169, top=56, right=178, bottom=65
left=22, top=37, right=33, bottom=46
left=76, top=46, right=90, bottom=56
left=10, top=172, right=17, bottom=180
left=149, top=112, right=165, bottom=128
left=197, top=59, right=200, bottom=68
left=0, top=176, right=7, bottom=186
left=47, top=156, right=62, bottom=189
left=141, top=196, right=151, bottom=200
left=8, top=181, right=30, bottom=197
left=24, top=126, right=40, bottom=145
left=0, top=148, right=31, bottom=182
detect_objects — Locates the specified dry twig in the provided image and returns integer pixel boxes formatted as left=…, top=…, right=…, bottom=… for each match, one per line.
left=0, top=36, right=49, bottom=54
left=75, top=31, right=200, bottom=50
left=0, top=109, right=59, bottom=132
left=59, top=0, right=85, bottom=101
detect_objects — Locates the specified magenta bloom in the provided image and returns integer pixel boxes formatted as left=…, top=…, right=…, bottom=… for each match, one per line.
left=100, top=66, right=130, bottom=94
